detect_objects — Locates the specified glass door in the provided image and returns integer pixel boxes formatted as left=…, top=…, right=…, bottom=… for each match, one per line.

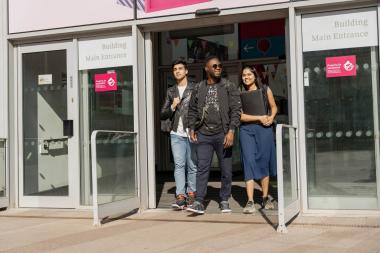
left=276, top=125, right=299, bottom=233
left=18, top=42, right=79, bottom=208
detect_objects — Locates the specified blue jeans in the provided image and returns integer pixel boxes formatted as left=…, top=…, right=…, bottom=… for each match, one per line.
left=170, top=134, right=197, bottom=196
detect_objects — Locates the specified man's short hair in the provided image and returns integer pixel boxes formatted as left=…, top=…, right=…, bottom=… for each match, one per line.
left=205, top=55, right=221, bottom=65
left=172, top=59, right=188, bottom=69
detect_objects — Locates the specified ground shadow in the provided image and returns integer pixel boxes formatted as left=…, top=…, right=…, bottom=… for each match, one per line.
left=156, top=172, right=278, bottom=204
left=231, top=185, right=263, bottom=208
left=100, top=208, right=139, bottom=225
left=258, top=208, right=277, bottom=230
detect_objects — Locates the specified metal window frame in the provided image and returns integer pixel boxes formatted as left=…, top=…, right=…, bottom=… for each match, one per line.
left=296, top=5, right=380, bottom=214
left=76, top=32, right=134, bottom=207
left=17, top=41, right=79, bottom=208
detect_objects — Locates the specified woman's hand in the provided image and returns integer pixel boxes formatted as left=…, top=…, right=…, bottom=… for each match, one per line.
left=259, top=115, right=269, bottom=125
left=263, top=116, right=274, bottom=126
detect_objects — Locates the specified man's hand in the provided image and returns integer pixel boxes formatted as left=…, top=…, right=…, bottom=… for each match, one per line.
left=224, top=130, right=234, bottom=148
left=171, top=97, right=180, bottom=111
left=190, top=129, right=198, bottom=143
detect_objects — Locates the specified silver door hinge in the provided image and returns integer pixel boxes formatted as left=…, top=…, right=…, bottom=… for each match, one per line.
left=70, top=76, right=73, bottom=88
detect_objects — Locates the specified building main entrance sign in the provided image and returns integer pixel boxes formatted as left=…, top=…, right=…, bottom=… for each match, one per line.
left=302, top=8, right=378, bottom=52
left=79, top=36, right=133, bottom=70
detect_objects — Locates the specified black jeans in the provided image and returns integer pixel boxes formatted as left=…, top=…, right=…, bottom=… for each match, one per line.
left=195, top=132, right=233, bottom=203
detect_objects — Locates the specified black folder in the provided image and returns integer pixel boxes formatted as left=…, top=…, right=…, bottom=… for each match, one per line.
left=240, top=90, right=267, bottom=116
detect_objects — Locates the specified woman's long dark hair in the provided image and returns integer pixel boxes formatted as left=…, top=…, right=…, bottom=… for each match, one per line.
left=240, top=65, right=262, bottom=91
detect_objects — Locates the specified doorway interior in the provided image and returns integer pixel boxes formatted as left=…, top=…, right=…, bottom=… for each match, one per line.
left=153, top=19, right=290, bottom=212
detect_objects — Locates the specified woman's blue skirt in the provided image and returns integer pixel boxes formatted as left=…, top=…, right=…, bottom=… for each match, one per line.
left=239, top=123, right=277, bottom=181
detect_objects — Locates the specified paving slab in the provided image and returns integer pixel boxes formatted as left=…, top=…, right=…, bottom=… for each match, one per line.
left=0, top=208, right=379, bottom=253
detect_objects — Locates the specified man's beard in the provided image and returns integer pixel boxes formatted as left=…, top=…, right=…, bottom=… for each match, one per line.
left=210, top=75, right=222, bottom=81
left=210, top=73, right=221, bottom=80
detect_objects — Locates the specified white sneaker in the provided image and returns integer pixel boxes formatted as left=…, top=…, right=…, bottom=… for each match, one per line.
left=243, top=201, right=256, bottom=214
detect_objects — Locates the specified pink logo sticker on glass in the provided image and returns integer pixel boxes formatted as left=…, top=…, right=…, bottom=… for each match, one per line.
left=326, top=55, right=357, bottom=78
left=95, top=73, right=118, bottom=92
left=145, top=0, right=210, bottom=13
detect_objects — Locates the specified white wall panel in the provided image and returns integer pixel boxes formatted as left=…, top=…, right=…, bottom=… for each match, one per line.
left=0, top=0, right=8, bottom=138
left=9, top=0, right=135, bottom=33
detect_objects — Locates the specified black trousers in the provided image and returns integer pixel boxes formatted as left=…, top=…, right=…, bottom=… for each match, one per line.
left=195, top=132, right=233, bottom=203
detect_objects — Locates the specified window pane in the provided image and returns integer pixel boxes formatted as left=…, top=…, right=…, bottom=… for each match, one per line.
left=80, top=66, right=134, bottom=205
left=22, top=50, right=69, bottom=197
left=304, top=47, right=378, bottom=209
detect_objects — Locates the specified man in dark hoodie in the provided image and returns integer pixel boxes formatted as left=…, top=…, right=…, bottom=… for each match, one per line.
left=160, top=59, right=197, bottom=210
left=187, top=56, right=241, bottom=214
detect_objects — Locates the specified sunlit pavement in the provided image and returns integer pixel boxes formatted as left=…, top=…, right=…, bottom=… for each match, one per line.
left=0, top=208, right=380, bottom=253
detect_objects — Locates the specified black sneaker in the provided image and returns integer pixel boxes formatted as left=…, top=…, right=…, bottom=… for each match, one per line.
left=186, top=192, right=196, bottom=208
left=171, top=195, right=186, bottom=210
left=187, top=201, right=205, bottom=214
left=219, top=201, right=232, bottom=213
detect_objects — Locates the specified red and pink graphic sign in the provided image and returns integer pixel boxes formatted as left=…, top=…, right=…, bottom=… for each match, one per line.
left=145, top=0, right=209, bottom=12
left=326, top=55, right=357, bottom=78
left=94, top=73, right=118, bottom=92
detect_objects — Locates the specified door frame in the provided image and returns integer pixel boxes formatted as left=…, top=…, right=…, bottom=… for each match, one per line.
left=17, top=41, right=80, bottom=208
left=147, top=17, right=294, bottom=209
left=0, top=139, right=8, bottom=209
